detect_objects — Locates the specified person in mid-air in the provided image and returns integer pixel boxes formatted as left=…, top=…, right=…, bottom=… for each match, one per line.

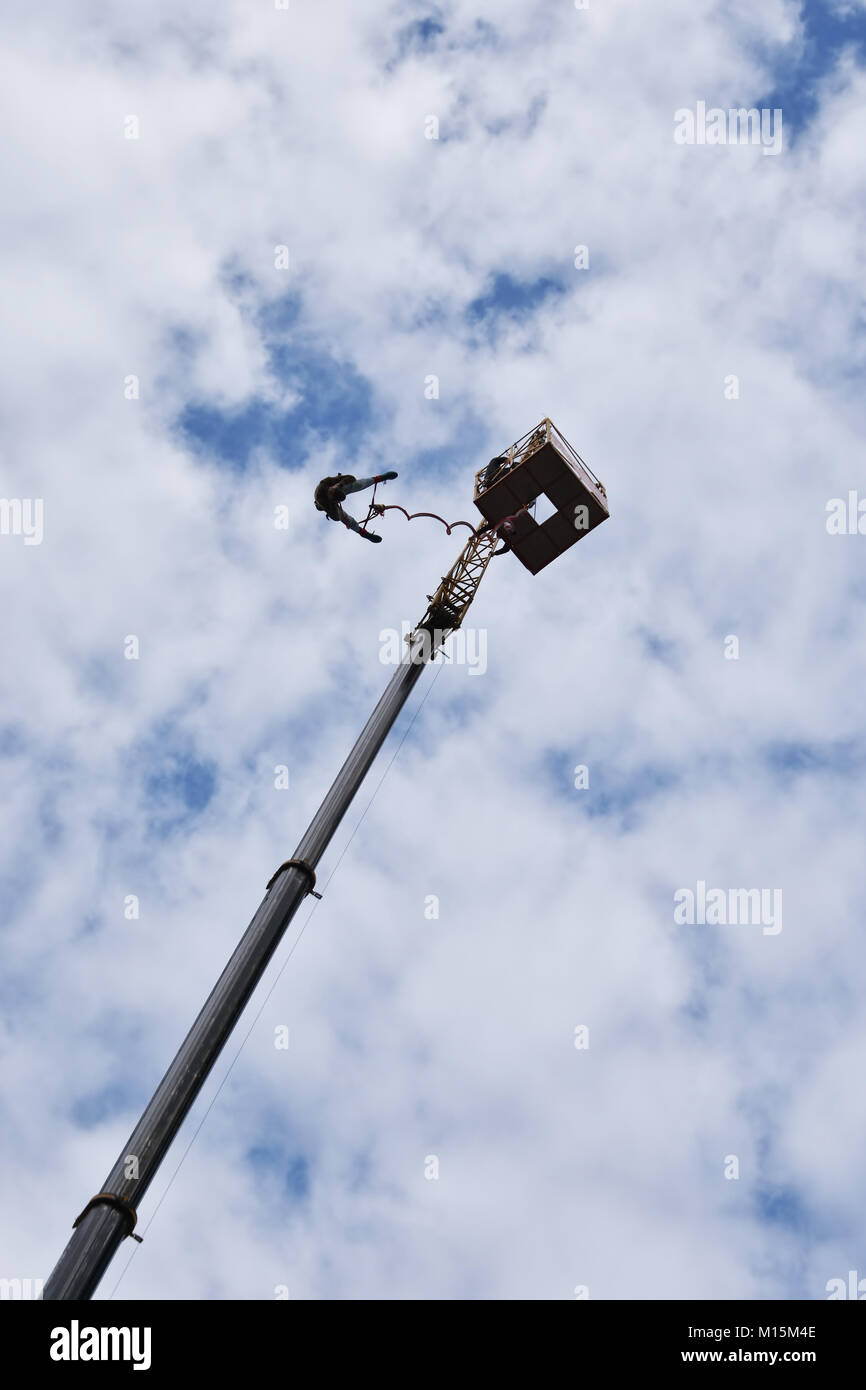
left=313, top=471, right=398, bottom=542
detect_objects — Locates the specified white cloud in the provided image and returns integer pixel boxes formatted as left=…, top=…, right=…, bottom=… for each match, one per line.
left=1, top=0, right=864, bottom=1300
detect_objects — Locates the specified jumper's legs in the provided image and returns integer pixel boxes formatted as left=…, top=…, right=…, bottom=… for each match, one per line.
left=335, top=473, right=397, bottom=543
left=337, top=505, right=382, bottom=542
left=341, top=475, right=379, bottom=496
left=341, top=472, right=397, bottom=497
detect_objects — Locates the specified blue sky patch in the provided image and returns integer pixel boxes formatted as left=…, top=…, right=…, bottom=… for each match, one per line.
left=128, top=720, right=218, bottom=838
left=143, top=752, right=216, bottom=830
left=543, top=748, right=679, bottom=826
left=71, top=1080, right=146, bottom=1129
left=0, top=723, right=27, bottom=757
left=764, top=738, right=859, bottom=778
left=178, top=325, right=378, bottom=473
left=757, top=0, right=866, bottom=141
left=754, top=1181, right=812, bottom=1234
left=247, top=1143, right=311, bottom=1200
left=466, top=271, right=565, bottom=328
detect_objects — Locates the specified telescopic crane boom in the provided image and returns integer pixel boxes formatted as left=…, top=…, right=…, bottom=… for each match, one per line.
left=43, top=419, right=608, bottom=1300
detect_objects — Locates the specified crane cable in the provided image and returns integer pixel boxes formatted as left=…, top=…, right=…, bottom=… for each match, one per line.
left=358, top=479, right=476, bottom=536
left=358, top=479, right=534, bottom=542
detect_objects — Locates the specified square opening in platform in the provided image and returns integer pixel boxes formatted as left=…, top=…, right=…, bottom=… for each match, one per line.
left=532, top=491, right=558, bottom=526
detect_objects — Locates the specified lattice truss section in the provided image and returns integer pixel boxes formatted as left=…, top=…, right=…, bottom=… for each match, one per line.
left=413, top=527, right=501, bottom=641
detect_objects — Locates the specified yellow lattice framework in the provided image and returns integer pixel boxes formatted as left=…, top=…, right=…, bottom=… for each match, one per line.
left=411, top=526, right=501, bottom=646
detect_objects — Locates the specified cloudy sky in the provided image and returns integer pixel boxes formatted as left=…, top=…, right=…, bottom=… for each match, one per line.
left=2, top=0, right=865, bottom=1301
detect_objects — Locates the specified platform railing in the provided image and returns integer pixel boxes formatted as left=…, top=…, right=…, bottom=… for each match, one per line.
left=473, top=418, right=606, bottom=500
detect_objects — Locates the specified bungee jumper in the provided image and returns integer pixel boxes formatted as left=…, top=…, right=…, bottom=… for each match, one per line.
left=313, top=471, right=398, bottom=543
